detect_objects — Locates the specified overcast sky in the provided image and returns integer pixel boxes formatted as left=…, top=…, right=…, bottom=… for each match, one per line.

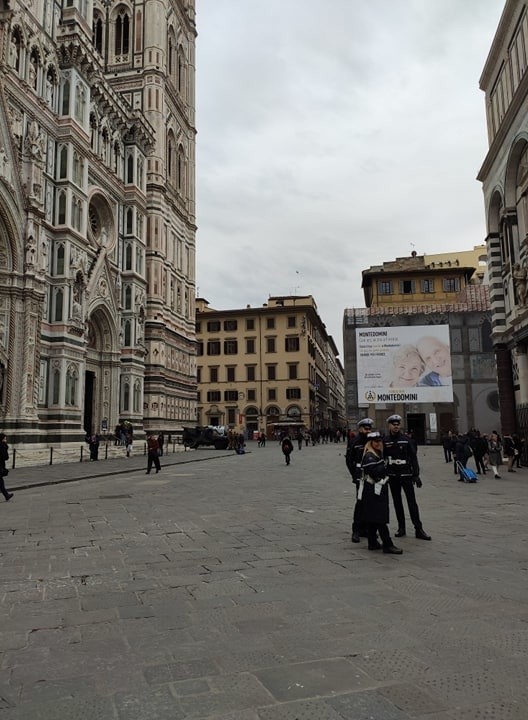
left=195, top=0, right=504, bottom=355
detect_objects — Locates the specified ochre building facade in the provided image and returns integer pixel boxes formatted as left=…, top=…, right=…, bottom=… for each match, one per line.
left=0, top=0, right=197, bottom=445
left=196, top=296, right=346, bottom=438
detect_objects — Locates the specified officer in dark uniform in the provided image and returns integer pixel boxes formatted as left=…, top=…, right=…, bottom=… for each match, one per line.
left=383, top=414, right=431, bottom=541
left=346, top=417, right=374, bottom=543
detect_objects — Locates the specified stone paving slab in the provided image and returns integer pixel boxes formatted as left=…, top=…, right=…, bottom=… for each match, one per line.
left=1, top=443, right=528, bottom=718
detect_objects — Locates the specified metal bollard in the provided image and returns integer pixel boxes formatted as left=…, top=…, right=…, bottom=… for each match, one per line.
left=49, top=447, right=53, bottom=465
left=80, top=446, right=83, bottom=462
left=11, top=448, right=16, bottom=469
left=105, top=443, right=108, bottom=460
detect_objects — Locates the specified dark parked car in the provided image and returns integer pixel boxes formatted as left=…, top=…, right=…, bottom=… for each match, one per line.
left=182, top=426, right=229, bottom=450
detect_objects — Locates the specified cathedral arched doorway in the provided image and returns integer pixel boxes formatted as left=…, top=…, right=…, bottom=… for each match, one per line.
left=84, top=306, right=120, bottom=436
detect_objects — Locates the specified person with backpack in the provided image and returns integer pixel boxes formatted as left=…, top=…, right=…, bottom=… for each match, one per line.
left=281, top=434, right=293, bottom=465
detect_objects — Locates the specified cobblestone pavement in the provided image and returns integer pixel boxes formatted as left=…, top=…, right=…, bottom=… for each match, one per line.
left=1, top=442, right=527, bottom=719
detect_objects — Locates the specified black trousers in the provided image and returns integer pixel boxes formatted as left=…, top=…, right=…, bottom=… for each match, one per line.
left=0, top=474, right=10, bottom=500
left=351, top=484, right=368, bottom=535
left=388, top=476, right=422, bottom=531
left=147, top=452, right=161, bottom=473
left=367, top=522, right=392, bottom=548
left=474, top=453, right=486, bottom=473
left=443, top=446, right=452, bottom=462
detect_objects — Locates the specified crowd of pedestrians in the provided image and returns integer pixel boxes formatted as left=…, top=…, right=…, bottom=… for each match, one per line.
left=441, top=428, right=525, bottom=480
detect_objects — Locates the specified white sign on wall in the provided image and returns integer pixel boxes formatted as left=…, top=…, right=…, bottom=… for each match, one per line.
left=356, top=325, right=453, bottom=404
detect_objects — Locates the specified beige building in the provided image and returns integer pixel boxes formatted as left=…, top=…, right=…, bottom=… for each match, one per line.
left=361, top=249, right=484, bottom=309
left=0, top=0, right=197, bottom=444
left=196, top=296, right=346, bottom=437
left=478, top=0, right=528, bottom=438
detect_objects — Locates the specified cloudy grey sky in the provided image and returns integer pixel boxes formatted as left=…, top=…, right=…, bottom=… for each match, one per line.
left=195, top=0, right=504, bottom=355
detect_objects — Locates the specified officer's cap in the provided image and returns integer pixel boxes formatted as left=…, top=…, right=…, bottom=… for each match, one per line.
left=387, top=414, right=402, bottom=424
left=367, top=431, right=382, bottom=439
left=358, top=417, right=374, bottom=428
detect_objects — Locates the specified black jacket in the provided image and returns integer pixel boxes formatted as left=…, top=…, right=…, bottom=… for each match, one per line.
left=346, top=433, right=368, bottom=483
left=383, top=431, right=419, bottom=478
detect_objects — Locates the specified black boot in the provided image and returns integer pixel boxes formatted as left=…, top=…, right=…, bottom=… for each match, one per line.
left=395, top=528, right=406, bottom=537
left=415, top=528, right=431, bottom=540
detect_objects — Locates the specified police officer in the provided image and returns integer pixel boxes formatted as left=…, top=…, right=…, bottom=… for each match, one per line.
left=346, top=417, right=375, bottom=543
left=383, top=414, right=431, bottom=541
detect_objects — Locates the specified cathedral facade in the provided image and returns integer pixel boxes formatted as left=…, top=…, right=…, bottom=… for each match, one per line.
left=0, top=0, right=197, bottom=444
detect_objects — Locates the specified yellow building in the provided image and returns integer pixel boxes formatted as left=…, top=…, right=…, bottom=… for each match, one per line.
left=196, top=296, right=345, bottom=437
left=361, top=250, right=483, bottom=308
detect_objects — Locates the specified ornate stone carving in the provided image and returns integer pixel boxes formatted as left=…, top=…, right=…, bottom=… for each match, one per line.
left=513, top=262, right=527, bottom=306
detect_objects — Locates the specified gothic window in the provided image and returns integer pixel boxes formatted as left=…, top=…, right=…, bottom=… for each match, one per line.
left=177, top=45, right=185, bottom=94
left=65, top=365, right=78, bottom=406
left=168, top=32, right=175, bottom=77
left=101, top=126, right=109, bottom=163
left=52, top=368, right=60, bottom=404
left=177, top=144, right=185, bottom=192
left=135, top=248, right=143, bottom=275
left=113, top=141, right=121, bottom=175
left=73, top=152, right=83, bottom=186
left=124, top=319, right=131, bottom=346
left=137, top=156, right=143, bottom=189
left=127, top=153, right=134, bottom=183
left=54, top=288, right=64, bottom=321
left=93, top=13, right=104, bottom=54
left=124, top=242, right=132, bottom=270
left=122, top=381, right=130, bottom=411
left=126, top=208, right=133, bottom=234
left=114, top=8, right=130, bottom=57
left=59, top=145, right=68, bottom=179
left=61, top=77, right=70, bottom=116
left=72, top=197, right=82, bottom=232
left=56, top=191, right=66, bottom=225
left=167, top=132, right=175, bottom=184
left=55, top=243, right=65, bottom=275
left=124, top=284, right=132, bottom=309
left=90, top=112, right=98, bottom=152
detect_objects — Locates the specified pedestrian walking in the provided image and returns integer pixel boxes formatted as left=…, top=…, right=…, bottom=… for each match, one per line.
left=383, top=414, right=431, bottom=541
left=454, top=432, right=473, bottom=481
left=281, top=434, right=293, bottom=465
left=487, top=431, right=502, bottom=478
left=441, top=430, right=453, bottom=463
left=86, top=432, right=100, bottom=460
left=0, top=433, right=13, bottom=502
left=146, top=434, right=161, bottom=474
left=125, top=432, right=133, bottom=457
left=297, top=430, right=303, bottom=451
left=360, top=432, right=402, bottom=554
left=158, top=432, right=164, bottom=457
left=503, top=433, right=517, bottom=473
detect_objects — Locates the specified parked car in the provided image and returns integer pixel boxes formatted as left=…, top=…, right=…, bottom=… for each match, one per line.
left=182, top=426, right=229, bottom=450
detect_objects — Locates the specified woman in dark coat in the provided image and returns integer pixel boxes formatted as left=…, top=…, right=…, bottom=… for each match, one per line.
left=281, top=434, right=293, bottom=465
left=360, top=432, right=401, bottom=554
left=0, top=433, right=13, bottom=501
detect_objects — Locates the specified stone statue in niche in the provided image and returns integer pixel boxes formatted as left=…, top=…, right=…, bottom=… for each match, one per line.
left=25, top=120, right=44, bottom=161
left=513, top=262, right=528, bottom=306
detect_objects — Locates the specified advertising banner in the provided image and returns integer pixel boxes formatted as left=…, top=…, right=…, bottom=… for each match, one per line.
left=356, top=325, right=453, bottom=404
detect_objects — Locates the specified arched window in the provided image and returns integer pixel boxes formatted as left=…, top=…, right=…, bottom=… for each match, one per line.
left=73, top=152, right=83, bottom=186
left=124, top=242, right=132, bottom=270
left=54, top=288, right=64, bottom=321
left=59, top=146, right=68, bottom=178
left=126, top=208, right=133, bottom=234
left=167, top=132, right=175, bottom=184
left=52, top=368, right=60, bottom=404
left=61, top=78, right=70, bottom=116
left=65, top=366, right=78, bottom=406
left=124, top=319, right=131, bottom=346
left=177, top=144, right=185, bottom=191
left=124, top=285, right=132, bottom=309
left=177, top=46, right=185, bottom=93
left=93, top=13, right=103, bottom=54
left=57, top=191, right=67, bottom=224
left=56, top=243, right=65, bottom=274
left=114, top=141, right=121, bottom=174
left=123, top=381, right=130, bottom=411
left=127, top=154, right=134, bottom=183
left=115, top=9, right=130, bottom=56
left=168, top=34, right=174, bottom=76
